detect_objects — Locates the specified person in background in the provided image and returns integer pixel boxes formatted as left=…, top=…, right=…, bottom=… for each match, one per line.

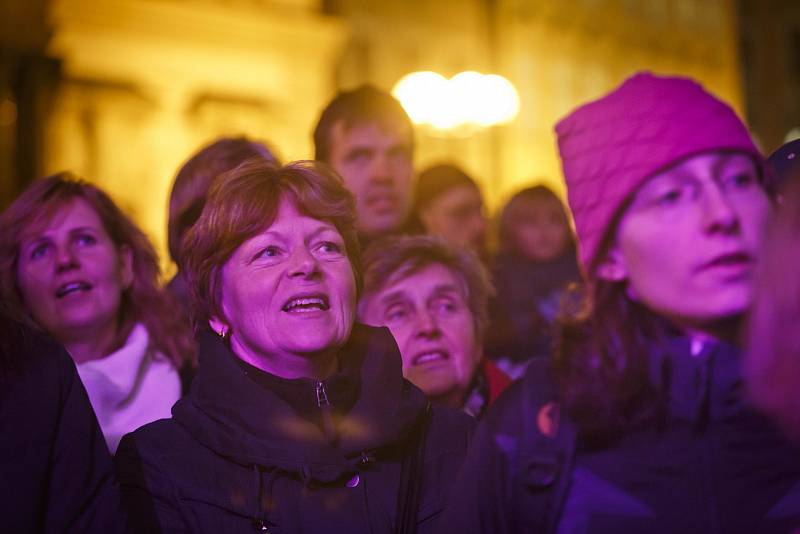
left=359, top=235, right=509, bottom=418
left=116, top=160, right=473, bottom=533
left=440, top=72, right=800, bottom=534
left=166, top=136, right=279, bottom=311
left=0, top=310, right=127, bottom=533
left=0, top=174, right=195, bottom=452
left=746, top=139, right=800, bottom=441
left=412, top=163, right=488, bottom=259
left=313, top=85, right=415, bottom=246
left=485, top=185, right=581, bottom=378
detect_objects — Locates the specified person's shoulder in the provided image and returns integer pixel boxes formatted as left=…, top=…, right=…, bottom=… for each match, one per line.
left=118, top=417, right=191, bottom=460
left=480, top=358, right=558, bottom=435
left=0, top=318, right=76, bottom=390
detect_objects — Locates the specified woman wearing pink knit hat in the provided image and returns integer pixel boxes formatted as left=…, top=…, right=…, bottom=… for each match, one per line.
left=439, top=72, right=800, bottom=534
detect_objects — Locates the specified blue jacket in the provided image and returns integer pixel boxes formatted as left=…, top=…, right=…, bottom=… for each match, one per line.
left=440, top=338, right=800, bottom=534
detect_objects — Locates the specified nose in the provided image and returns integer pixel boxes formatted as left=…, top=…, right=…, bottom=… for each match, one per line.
left=702, top=183, right=740, bottom=235
left=370, top=153, right=394, bottom=184
left=414, top=308, right=441, bottom=339
left=55, top=244, right=79, bottom=273
left=287, top=247, right=320, bottom=279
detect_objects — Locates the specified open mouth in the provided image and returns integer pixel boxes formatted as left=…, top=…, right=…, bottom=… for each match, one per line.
left=412, top=350, right=449, bottom=366
left=55, top=281, right=92, bottom=299
left=282, top=294, right=330, bottom=313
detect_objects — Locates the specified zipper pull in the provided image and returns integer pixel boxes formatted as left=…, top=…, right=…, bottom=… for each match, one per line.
left=316, top=381, right=330, bottom=407
left=316, top=381, right=336, bottom=441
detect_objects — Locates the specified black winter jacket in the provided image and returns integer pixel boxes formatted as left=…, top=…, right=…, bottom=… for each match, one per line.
left=116, top=323, right=474, bottom=533
left=440, top=338, right=800, bottom=534
left=0, top=318, right=126, bottom=534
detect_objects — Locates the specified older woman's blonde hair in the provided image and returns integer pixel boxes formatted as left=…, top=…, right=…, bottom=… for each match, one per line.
left=0, top=173, right=196, bottom=368
left=181, top=160, right=360, bottom=330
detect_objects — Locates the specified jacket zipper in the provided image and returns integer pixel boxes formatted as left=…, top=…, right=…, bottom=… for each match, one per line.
left=316, top=381, right=336, bottom=442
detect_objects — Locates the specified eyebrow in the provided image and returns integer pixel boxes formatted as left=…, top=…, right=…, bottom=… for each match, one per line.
left=378, top=283, right=461, bottom=306
left=428, top=283, right=461, bottom=297
left=25, top=225, right=97, bottom=244
left=379, top=289, right=410, bottom=307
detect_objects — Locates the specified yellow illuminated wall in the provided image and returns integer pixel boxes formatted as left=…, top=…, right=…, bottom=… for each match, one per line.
left=334, top=0, right=743, bottom=210
left=44, top=0, right=345, bottom=276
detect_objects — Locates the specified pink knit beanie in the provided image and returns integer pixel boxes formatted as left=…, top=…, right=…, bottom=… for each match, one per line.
left=556, top=72, right=763, bottom=276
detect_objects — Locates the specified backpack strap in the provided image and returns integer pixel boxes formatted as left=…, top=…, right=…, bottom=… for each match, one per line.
left=512, top=360, right=577, bottom=534
left=395, top=401, right=432, bottom=534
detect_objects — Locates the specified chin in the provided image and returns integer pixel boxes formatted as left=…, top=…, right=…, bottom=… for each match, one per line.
left=285, top=334, right=344, bottom=355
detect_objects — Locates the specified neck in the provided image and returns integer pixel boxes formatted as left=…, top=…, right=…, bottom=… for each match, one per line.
left=232, top=340, right=340, bottom=381
left=681, top=315, right=742, bottom=346
left=61, top=322, right=122, bottom=364
left=432, top=387, right=468, bottom=410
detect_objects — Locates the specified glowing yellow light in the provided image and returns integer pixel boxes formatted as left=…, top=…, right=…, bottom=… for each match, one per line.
left=392, top=71, right=449, bottom=125
left=392, top=71, right=520, bottom=130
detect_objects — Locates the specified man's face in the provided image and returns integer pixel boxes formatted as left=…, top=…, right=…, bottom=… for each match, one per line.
left=327, top=120, right=414, bottom=238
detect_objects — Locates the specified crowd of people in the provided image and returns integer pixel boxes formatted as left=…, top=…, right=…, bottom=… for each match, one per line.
left=1, top=71, right=800, bottom=533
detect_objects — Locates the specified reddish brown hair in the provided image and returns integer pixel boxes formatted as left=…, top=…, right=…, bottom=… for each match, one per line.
left=0, top=173, right=196, bottom=368
left=168, top=137, right=279, bottom=265
left=182, top=160, right=360, bottom=329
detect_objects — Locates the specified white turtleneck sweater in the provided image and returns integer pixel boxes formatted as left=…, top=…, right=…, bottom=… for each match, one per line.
left=76, top=323, right=181, bottom=453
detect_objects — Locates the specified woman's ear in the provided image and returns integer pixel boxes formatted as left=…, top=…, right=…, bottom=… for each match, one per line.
left=595, top=245, right=629, bottom=282
left=208, top=316, right=229, bottom=338
left=119, top=244, right=134, bottom=290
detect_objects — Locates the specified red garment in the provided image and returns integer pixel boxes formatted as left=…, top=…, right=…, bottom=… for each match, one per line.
left=482, top=359, right=512, bottom=404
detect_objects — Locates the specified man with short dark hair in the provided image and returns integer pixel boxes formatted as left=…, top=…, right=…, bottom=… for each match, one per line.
left=313, top=85, right=415, bottom=243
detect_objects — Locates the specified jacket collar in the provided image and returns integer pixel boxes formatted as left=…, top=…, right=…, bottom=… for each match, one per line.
left=649, top=337, right=743, bottom=429
left=172, top=323, right=427, bottom=483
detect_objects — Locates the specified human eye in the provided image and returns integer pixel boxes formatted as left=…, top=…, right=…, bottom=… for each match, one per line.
left=384, top=303, right=409, bottom=323
left=388, top=145, right=412, bottom=163
left=433, top=297, right=458, bottom=315
left=29, top=242, right=51, bottom=261
left=75, top=232, right=97, bottom=247
left=345, top=148, right=372, bottom=165
left=252, top=245, right=282, bottom=261
left=724, top=172, right=757, bottom=191
left=652, top=185, right=686, bottom=206
left=315, top=240, right=344, bottom=256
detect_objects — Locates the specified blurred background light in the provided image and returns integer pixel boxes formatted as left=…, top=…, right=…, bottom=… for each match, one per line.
left=392, top=70, right=520, bottom=131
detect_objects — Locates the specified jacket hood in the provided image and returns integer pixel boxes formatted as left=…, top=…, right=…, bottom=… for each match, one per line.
left=172, top=323, right=427, bottom=483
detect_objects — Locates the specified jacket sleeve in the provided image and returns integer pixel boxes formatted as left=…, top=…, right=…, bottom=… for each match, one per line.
left=437, top=395, right=519, bottom=534
left=116, top=432, right=189, bottom=534
left=46, top=347, right=129, bottom=534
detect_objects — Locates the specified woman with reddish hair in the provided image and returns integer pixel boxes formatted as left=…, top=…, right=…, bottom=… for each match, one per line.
left=115, top=160, right=473, bottom=533
left=440, top=73, right=800, bottom=534
left=0, top=173, right=195, bottom=452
